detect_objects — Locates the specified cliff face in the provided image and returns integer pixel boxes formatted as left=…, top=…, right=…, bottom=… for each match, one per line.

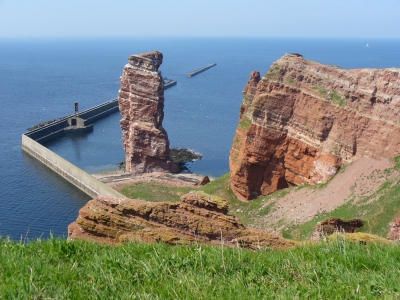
left=230, top=54, right=400, bottom=200
left=118, top=51, right=178, bottom=173
left=68, top=191, right=296, bottom=250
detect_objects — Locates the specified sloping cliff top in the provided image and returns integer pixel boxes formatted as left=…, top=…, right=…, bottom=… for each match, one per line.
left=230, top=54, right=400, bottom=200
left=273, top=54, right=400, bottom=127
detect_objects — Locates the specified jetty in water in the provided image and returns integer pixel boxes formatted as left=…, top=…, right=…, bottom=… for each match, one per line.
left=187, top=63, right=217, bottom=78
left=163, top=78, right=177, bottom=89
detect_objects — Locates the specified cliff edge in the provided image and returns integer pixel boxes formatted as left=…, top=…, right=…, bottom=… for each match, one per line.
left=68, top=191, right=296, bottom=250
left=118, top=51, right=179, bottom=174
left=230, top=54, right=400, bottom=200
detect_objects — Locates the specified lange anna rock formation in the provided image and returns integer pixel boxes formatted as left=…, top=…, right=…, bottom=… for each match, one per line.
left=230, top=53, right=400, bottom=201
left=118, top=51, right=178, bottom=173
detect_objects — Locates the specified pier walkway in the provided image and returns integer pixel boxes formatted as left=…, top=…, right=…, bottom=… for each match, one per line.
left=22, top=98, right=126, bottom=199
left=187, top=63, right=217, bottom=78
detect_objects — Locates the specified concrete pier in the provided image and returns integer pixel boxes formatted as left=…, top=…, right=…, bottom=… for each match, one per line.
left=26, top=99, right=119, bottom=144
left=22, top=98, right=127, bottom=199
left=164, top=80, right=177, bottom=89
left=187, top=63, right=217, bottom=78
left=22, top=135, right=126, bottom=199
left=22, top=78, right=177, bottom=198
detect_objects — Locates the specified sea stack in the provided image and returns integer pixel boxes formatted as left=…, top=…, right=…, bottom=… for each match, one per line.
left=230, top=54, right=400, bottom=200
left=118, top=51, right=179, bottom=173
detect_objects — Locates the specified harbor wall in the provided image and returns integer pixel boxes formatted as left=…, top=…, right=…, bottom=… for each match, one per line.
left=22, top=134, right=126, bottom=199
left=25, top=99, right=119, bottom=144
left=187, top=63, right=217, bottom=78
left=80, top=100, right=119, bottom=125
left=164, top=80, right=177, bottom=89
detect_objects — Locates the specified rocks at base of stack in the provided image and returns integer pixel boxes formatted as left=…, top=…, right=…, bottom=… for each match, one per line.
left=118, top=51, right=179, bottom=174
left=68, top=191, right=297, bottom=250
left=230, top=53, right=400, bottom=200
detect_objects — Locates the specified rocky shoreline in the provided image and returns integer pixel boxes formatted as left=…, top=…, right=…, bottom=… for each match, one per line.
left=169, top=147, right=202, bottom=172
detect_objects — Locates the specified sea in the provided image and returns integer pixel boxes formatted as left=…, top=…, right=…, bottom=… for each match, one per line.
left=1, top=37, right=399, bottom=240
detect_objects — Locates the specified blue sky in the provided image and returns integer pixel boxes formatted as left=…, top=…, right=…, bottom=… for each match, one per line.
left=0, top=0, right=399, bottom=39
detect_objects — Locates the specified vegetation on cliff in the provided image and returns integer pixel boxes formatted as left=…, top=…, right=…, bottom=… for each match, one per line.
left=117, top=155, right=400, bottom=241
left=1, top=237, right=399, bottom=298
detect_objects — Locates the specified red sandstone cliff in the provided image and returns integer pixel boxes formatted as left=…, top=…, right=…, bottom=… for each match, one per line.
left=118, top=51, right=178, bottom=173
left=68, top=191, right=296, bottom=250
left=230, top=54, right=400, bottom=200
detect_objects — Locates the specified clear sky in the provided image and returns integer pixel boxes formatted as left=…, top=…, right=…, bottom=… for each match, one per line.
left=0, top=0, right=399, bottom=39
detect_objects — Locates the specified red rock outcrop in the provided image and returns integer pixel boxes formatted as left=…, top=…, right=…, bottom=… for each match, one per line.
left=310, top=218, right=364, bottom=242
left=197, top=176, right=210, bottom=186
left=230, top=54, right=400, bottom=200
left=118, top=51, right=179, bottom=173
left=388, top=215, right=400, bottom=242
left=68, top=191, right=297, bottom=250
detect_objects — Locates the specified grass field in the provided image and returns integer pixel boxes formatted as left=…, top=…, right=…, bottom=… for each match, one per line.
left=1, top=237, right=399, bottom=299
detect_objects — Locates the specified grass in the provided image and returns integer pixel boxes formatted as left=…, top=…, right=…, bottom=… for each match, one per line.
left=1, top=237, right=399, bottom=298
left=120, top=173, right=237, bottom=205
left=392, top=155, right=400, bottom=170
left=312, top=86, right=346, bottom=107
left=265, top=72, right=277, bottom=78
left=121, top=182, right=194, bottom=202
left=332, top=89, right=346, bottom=107
left=312, top=86, right=327, bottom=96
left=120, top=156, right=400, bottom=243
left=3, top=161, right=398, bottom=297
left=238, top=116, right=252, bottom=131
left=284, top=157, right=400, bottom=240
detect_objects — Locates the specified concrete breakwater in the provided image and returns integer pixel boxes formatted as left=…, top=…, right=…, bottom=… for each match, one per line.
left=26, top=99, right=119, bottom=144
left=187, top=63, right=217, bottom=78
left=22, top=135, right=125, bottom=198
left=164, top=79, right=177, bottom=89
left=22, top=99, right=126, bottom=199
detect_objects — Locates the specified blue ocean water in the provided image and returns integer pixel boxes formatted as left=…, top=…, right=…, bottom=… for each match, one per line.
left=0, top=37, right=399, bottom=240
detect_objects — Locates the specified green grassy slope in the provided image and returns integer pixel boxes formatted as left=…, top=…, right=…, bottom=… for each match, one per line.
left=1, top=238, right=399, bottom=299
left=283, top=156, right=400, bottom=240
left=120, top=156, right=400, bottom=240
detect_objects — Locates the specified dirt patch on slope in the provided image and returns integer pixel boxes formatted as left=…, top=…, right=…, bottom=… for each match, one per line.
left=252, top=158, right=398, bottom=232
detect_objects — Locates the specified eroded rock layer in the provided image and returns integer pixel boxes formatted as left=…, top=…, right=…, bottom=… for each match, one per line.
left=310, top=218, right=364, bottom=242
left=388, top=215, right=400, bottom=242
left=118, top=51, right=178, bottom=173
left=230, top=54, right=400, bottom=200
left=68, top=191, right=296, bottom=250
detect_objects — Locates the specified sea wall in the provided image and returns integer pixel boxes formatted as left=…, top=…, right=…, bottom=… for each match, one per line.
left=26, top=99, right=119, bottom=144
left=22, top=134, right=126, bottom=199
left=78, top=99, right=119, bottom=125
